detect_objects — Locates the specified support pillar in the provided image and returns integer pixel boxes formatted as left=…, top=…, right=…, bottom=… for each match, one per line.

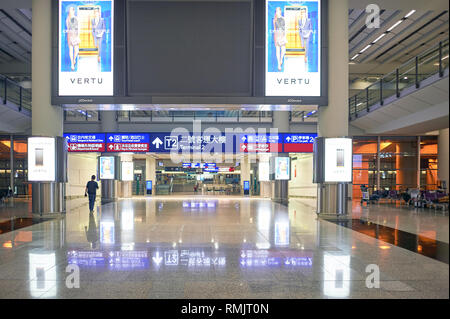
left=119, top=154, right=133, bottom=198
left=438, top=128, right=449, bottom=190
left=240, top=155, right=250, bottom=195
left=31, top=0, right=65, bottom=215
left=316, top=0, right=349, bottom=216
left=10, top=135, right=14, bottom=196
left=101, top=111, right=118, bottom=132
left=272, top=111, right=290, bottom=205
left=145, top=157, right=156, bottom=196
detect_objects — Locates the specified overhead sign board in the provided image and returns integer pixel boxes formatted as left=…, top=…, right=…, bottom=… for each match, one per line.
left=64, top=133, right=106, bottom=152
left=106, top=134, right=150, bottom=152
left=65, top=132, right=317, bottom=153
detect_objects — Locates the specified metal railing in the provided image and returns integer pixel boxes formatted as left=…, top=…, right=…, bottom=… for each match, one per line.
left=116, top=110, right=274, bottom=123
left=0, top=74, right=31, bottom=113
left=349, top=39, right=449, bottom=120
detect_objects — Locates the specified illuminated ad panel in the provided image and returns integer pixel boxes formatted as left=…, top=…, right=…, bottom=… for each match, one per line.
left=121, top=161, right=134, bottom=181
left=58, top=0, right=114, bottom=96
left=28, top=137, right=56, bottom=182
left=266, top=0, right=321, bottom=96
left=324, top=138, right=352, bottom=182
left=99, top=156, right=115, bottom=179
left=275, top=157, right=290, bottom=180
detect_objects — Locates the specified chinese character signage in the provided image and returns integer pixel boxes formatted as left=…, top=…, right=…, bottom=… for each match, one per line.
left=64, top=133, right=106, bottom=152
left=266, top=0, right=321, bottom=96
left=58, top=0, right=114, bottom=96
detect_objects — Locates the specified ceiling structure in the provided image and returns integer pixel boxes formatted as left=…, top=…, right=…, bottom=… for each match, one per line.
left=0, top=0, right=448, bottom=99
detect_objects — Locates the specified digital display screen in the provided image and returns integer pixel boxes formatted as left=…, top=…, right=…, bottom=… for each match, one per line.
left=99, top=156, right=115, bottom=179
left=121, top=161, right=133, bottom=181
left=265, top=0, right=321, bottom=96
left=146, top=180, right=152, bottom=190
left=28, top=137, right=56, bottom=182
left=243, top=181, right=250, bottom=191
left=324, top=138, right=352, bottom=182
left=58, top=0, right=114, bottom=96
left=275, top=157, right=290, bottom=180
left=258, top=162, right=271, bottom=182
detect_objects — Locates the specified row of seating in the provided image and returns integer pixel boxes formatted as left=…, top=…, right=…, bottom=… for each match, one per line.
left=360, top=188, right=448, bottom=211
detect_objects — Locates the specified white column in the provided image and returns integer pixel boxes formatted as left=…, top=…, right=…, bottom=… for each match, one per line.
left=316, top=0, right=349, bottom=215
left=32, top=0, right=63, bottom=136
left=240, top=155, right=250, bottom=194
left=146, top=156, right=156, bottom=196
left=317, top=0, right=349, bottom=138
left=438, top=128, right=449, bottom=189
left=120, top=154, right=133, bottom=198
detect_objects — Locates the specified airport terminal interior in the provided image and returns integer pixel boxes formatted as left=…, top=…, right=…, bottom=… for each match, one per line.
left=0, top=0, right=449, bottom=300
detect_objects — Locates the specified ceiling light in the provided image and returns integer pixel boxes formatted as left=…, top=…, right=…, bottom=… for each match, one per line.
left=442, top=55, right=449, bottom=60
left=387, top=20, right=403, bottom=32
left=360, top=44, right=372, bottom=53
left=372, top=33, right=386, bottom=43
left=351, top=54, right=359, bottom=60
left=404, top=10, right=416, bottom=18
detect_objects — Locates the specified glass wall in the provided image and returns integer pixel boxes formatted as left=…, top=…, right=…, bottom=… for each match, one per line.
left=420, top=136, right=438, bottom=190
left=352, top=137, right=377, bottom=198
left=0, top=135, right=29, bottom=197
left=379, top=136, right=418, bottom=191
left=352, top=135, right=439, bottom=198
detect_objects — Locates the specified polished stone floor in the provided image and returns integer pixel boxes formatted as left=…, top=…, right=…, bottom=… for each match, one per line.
left=0, top=196, right=448, bottom=299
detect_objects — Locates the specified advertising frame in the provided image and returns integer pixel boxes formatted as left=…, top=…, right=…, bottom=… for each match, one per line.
left=51, top=0, right=328, bottom=106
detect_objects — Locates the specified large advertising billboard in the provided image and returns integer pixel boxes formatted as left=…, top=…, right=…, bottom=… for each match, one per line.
left=266, top=0, right=321, bottom=96
left=275, top=157, right=291, bottom=180
left=28, top=137, right=56, bottom=182
left=58, top=0, right=114, bottom=96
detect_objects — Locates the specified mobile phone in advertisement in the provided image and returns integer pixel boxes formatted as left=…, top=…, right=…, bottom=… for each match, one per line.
left=35, top=148, right=44, bottom=166
left=336, top=149, right=344, bottom=167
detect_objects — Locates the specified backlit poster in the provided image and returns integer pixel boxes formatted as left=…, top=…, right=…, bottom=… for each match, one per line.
left=28, top=137, right=56, bottom=182
left=275, top=157, right=290, bottom=180
left=58, top=0, right=114, bottom=96
left=99, top=156, right=115, bottom=179
left=324, top=138, right=352, bottom=182
left=121, top=161, right=133, bottom=181
left=258, top=162, right=271, bottom=182
left=266, top=0, right=321, bottom=96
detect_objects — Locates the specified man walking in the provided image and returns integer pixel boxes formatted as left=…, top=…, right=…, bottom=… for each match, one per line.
left=85, top=175, right=99, bottom=213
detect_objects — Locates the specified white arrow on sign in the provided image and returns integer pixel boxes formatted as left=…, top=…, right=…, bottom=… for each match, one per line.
left=241, top=136, right=247, bottom=142
left=152, top=137, right=163, bottom=149
left=241, top=144, right=246, bottom=150
left=108, top=145, right=114, bottom=150
left=152, top=251, right=163, bottom=265
left=108, top=136, right=114, bottom=141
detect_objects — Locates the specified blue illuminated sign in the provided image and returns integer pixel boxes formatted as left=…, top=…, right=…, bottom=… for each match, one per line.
left=146, top=180, right=152, bottom=191
left=243, top=181, right=250, bottom=191
left=106, top=134, right=150, bottom=143
left=64, top=132, right=317, bottom=153
left=282, top=133, right=317, bottom=144
left=64, top=133, right=105, bottom=143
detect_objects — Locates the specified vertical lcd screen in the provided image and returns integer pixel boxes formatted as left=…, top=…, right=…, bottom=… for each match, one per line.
left=58, top=0, right=114, bottom=96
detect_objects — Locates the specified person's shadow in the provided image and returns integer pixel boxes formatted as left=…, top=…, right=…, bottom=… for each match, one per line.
left=85, top=212, right=99, bottom=249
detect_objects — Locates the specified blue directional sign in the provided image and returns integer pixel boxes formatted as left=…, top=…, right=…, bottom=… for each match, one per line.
left=64, top=133, right=105, bottom=143
left=106, top=133, right=150, bottom=143
left=65, top=132, right=317, bottom=153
